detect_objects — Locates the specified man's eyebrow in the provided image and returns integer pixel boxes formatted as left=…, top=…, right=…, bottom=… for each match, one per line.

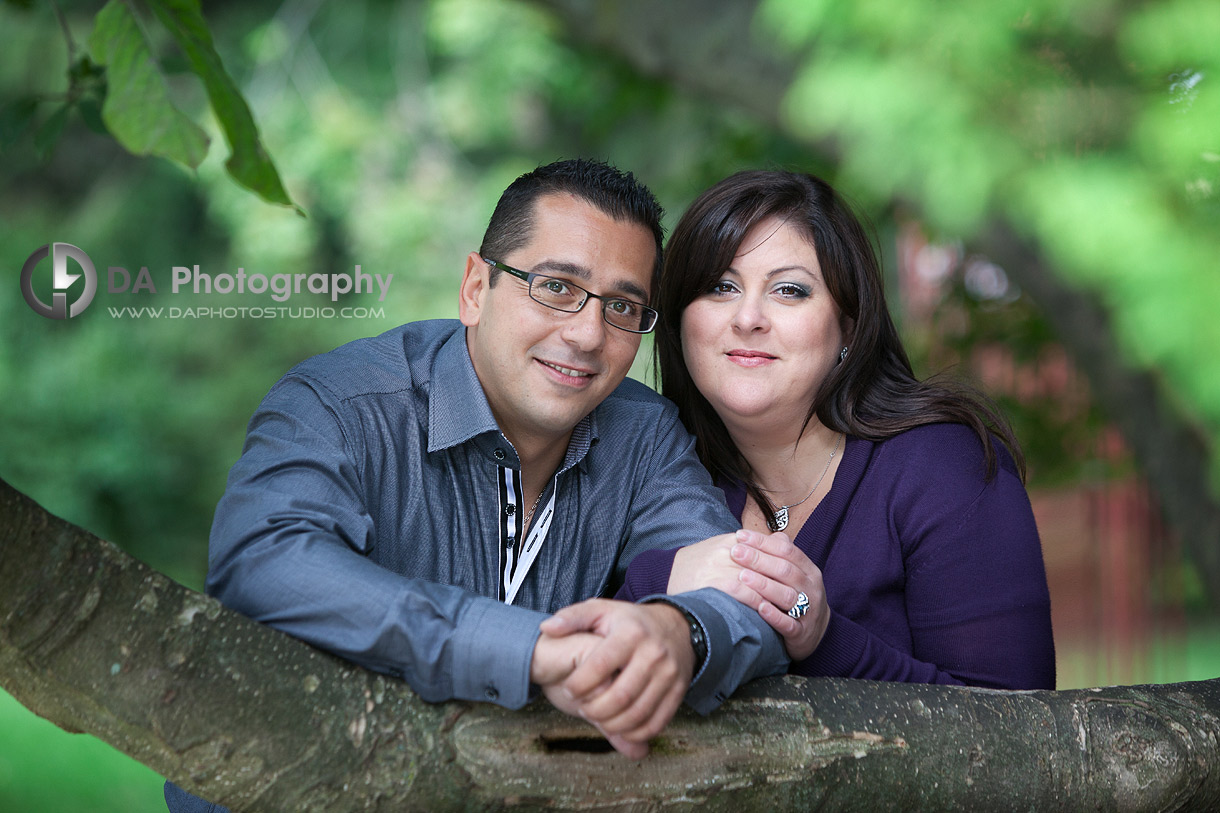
left=532, top=260, right=650, bottom=303
left=532, top=260, right=591, bottom=280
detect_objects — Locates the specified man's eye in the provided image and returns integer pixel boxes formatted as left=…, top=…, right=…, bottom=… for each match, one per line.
left=607, top=299, right=639, bottom=316
left=543, top=279, right=571, bottom=295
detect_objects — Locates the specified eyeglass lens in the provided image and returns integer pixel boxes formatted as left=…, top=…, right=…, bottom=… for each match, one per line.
left=530, top=276, right=654, bottom=332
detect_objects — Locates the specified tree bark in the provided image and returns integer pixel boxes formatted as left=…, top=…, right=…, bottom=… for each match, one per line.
left=526, top=0, right=1220, bottom=607
left=4, top=477, right=1220, bottom=812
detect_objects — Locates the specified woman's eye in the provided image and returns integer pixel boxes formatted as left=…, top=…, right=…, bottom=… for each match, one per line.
left=775, top=283, right=810, bottom=299
left=707, top=280, right=737, bottom=295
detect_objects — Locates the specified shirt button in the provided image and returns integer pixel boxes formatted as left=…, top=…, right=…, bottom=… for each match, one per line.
left=505, top=503, right=516, bottom=516
left=485, top=686, right=499, bottom=701
left=493, top=448, right=506, bottom=461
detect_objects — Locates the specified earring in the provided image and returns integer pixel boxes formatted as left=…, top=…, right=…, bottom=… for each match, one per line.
left=839, top=346, right=848, bottom=363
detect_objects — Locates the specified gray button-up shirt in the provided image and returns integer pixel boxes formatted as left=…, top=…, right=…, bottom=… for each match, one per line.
left=207, top=319, right=784, bottom=711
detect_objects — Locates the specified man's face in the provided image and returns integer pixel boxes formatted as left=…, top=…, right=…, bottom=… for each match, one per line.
left=460, top=192, right=656, bottom=455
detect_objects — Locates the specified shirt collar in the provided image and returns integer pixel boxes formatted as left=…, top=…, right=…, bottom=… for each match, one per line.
left=427, top=326, right=599, bottom=473
left=427, top=327, right=500, bottom=453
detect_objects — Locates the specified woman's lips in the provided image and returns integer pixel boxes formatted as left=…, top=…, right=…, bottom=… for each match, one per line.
left=726, top=349, right=777, bottom=367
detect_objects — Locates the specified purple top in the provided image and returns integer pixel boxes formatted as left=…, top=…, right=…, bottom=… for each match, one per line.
left=621, top=423, right=1056, bottom=690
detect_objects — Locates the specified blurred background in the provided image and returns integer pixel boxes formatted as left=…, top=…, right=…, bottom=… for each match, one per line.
left=2, top=0, right=1218, bottom=809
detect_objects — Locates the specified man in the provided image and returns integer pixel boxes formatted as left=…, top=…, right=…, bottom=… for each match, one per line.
left=166, top=159, right=785, bottom=810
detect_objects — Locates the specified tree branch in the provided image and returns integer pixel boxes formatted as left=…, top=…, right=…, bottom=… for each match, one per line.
left=4, top=476, right=1220, bottom=811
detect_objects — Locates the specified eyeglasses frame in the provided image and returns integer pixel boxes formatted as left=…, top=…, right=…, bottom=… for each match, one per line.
left=480, top=256, right=658, bottom=334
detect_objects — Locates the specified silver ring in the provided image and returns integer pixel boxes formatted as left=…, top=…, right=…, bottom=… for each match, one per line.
left=787, top=591, right=810, bottom=620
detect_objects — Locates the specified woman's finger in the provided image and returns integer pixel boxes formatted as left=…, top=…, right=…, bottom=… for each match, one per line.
left=731, top=542, right=808, bottom=588
left=738, top=568, right=802, bottom=614
left=758, top=596, right=825, bottom=661
left=736, top=529, right=810, bottom=567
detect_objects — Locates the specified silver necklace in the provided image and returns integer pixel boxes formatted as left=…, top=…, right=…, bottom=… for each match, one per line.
left=764, top=432, right=842, bottom=532
left=522, top=490, right=545, bottom=529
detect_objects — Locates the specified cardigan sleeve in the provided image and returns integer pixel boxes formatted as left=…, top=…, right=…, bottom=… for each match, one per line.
left=795, top=427, right=1055, bottom=690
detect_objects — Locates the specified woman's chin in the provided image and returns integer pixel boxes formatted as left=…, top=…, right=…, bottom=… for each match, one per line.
left=713, top=397, right=796, bottom=427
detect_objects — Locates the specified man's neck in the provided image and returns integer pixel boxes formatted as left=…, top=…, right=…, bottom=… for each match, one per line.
left=511, top=431, right=570, bottom=498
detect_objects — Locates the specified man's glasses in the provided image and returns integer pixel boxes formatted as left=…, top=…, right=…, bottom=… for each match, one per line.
left=482, top=257, right=659, bottom=334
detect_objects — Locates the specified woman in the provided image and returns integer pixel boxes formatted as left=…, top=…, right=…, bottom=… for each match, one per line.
left=642, top=170, right=1054, bottom=689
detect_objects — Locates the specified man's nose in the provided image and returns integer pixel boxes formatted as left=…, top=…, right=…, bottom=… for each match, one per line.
left=561, top=299, right=609, bottom=351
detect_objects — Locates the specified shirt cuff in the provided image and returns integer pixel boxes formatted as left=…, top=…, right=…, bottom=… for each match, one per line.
left=450, top=598, right=549, bottom=709
left=642, top=588, right=787, bottom=715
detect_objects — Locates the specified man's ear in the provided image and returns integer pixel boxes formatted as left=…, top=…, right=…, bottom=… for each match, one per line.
left=458, top=252, right=488, bottom=327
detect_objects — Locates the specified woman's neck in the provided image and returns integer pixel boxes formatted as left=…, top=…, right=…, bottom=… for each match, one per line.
left=725, top=418, right=844, bottom=536
left=724, top=417, right=840, bottom=496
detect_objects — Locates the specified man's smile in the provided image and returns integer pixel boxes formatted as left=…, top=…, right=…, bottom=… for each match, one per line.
left=538, top=358, right=595, bottom=380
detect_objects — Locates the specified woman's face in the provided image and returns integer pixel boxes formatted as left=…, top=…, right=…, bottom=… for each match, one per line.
left=679, top=216, right=845, bottom=432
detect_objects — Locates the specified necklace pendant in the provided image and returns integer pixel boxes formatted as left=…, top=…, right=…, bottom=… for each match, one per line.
left=771, top=506, right=789, bottom=532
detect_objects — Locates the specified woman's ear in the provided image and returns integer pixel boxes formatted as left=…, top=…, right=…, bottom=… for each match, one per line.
left=839, top=314, right=856, bottom=349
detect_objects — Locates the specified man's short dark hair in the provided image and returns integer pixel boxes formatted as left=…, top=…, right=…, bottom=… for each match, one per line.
left=479, top=158, right=664, bottom=300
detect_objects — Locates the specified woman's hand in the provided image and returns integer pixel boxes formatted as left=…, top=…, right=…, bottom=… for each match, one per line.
left=668, top=530, right=766, bottom=608
left=668, top=529, right=829, bottom=660
left=730, top=532, right=829, bottom=661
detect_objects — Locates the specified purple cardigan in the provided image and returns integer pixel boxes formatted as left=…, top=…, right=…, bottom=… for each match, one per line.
left=621, top=423, right=1056, bottom=690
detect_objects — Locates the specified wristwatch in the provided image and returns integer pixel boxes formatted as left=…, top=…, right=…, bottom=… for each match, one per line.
left=675, top=605, right=709, bottom=674
left=644, top=599, right=708, bottom=674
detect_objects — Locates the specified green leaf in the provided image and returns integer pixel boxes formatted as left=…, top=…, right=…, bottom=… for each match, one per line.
left=76, top=97, right=108, bottom=135
left=146, top=0, right=303, bottom=214
left=87, top=0, right=210, bottom=169
left=33, top=104, right=69, bottom=159
left=0, top=96, right=40, bottom=146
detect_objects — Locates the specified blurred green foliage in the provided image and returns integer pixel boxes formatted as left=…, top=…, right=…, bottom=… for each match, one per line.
left=0, top=689, right=165, bottom=812
left=1, top=0, right=1216, bottom=805
left=763, top=0, right=1220, bottom=485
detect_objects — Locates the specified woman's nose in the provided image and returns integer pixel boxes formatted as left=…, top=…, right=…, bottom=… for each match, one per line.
left=731, top=295, right=769, bottom=332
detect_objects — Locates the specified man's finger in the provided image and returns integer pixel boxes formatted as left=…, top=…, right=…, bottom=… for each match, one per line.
left=576, top=646, right=669, bottom=729
left=531, top=631, right=601, bottom=685
left=540, top=597, right=612, bottom=636
left=605, top=732, right=649, bottom=760
left=589, top=662, right=679, bottom=737
left=617, top=680, right=686, bottom=744
left=562, top=634, right=634, bottom=699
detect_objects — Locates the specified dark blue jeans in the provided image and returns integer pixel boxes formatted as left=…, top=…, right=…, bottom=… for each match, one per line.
left=164, top=781, right=230, bottom=813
